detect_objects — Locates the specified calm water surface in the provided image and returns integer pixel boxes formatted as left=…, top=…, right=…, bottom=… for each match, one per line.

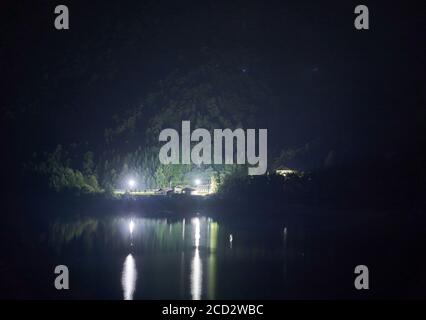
left=48, top=215, right=293, bottom=299
left=3, top=203, right=426, bottom=299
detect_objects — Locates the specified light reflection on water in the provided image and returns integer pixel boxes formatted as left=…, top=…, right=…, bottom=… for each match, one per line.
left=191, top=217, right=202, bottom=300
left=122, top=254, right=137, bottom=300
left=191, top=249, right=202, bottom=300
left=35, top=208, right=421, bottom=299
left=49, top=215, right=286, bottom=299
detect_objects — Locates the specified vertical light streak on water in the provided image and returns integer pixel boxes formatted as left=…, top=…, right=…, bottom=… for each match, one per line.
left=283, top=226, right=288, bottom=281
left=192, top=217, right=200, bottom=248
left=129, top=220, right=135, bottom=235
left=182, top=218, right=186, bottom=241
left=190, top=217, right=202, bottom=300
left=191, top=249, right=202, bottom=300
left=121, top=254, right=137, bottom=300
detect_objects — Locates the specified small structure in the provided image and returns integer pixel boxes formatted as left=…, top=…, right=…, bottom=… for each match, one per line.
left=183, top=167, right=217, bottom=195
left=182, top=187, right=195, bottom=195
left=193, top=184, right=210, bottom=196
left=275, top=166, right=298, bottom=177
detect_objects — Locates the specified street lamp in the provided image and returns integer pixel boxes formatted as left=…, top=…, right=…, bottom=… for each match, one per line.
left=128, top=179, right=136, bottom=190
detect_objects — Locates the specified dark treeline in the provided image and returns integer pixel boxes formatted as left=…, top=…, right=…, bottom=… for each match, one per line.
left=218, top=154, right=426, bottom=213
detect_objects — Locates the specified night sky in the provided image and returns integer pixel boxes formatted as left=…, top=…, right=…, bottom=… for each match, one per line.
left=1, top=0, right=425, bottom=170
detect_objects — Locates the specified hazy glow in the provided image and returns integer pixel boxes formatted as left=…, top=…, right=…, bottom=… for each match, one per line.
left=194, top=179, right=201, bottom=186
left=129, top=220, right=135, bottom=235
left=121, top=254, right=137, bottom=300
left=283, top=227, right=287, bottom=247
left=182, top=218, right=186, bottom=240
left=190, top=217, right=202, bottom=299
left=191, top=249, right=202, bottom=300
left=192, top=217, right=200, bottom=248
left=128, top=179, right=136, bottom=188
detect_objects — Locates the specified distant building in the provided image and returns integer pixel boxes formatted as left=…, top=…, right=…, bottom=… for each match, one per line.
left=182, top=187, right=195, bottom=195
left=194, top=184, right=210, bottom=195
left=274, top=166, right=298, bottom=177
left=182, top=167, right=218, bottom=195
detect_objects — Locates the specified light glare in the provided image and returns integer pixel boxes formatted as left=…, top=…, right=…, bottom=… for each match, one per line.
left=129, top=220, right=135, bottom=234
left=121, top=254, right=137, bottom=300
left=128, top=179, right=136, bottom=188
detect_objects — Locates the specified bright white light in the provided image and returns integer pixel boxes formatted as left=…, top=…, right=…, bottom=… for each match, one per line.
left=192, top=217, right=200, bottom=248
left=191, top=249, right=202, bottom=300
left=121, top=254, right=137, bottom=300
left=129, top=220, right=135, bottom=235
left=182, top=218, right=186, bottom=240
left=191, top=217, right=202, bottom=300
left=128, top=179, right=136, bottom=188
left=194, top=179, right=201, bottom=186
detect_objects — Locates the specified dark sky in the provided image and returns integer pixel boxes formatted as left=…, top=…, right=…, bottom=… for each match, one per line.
left=1, top=0, right=425, bottom=168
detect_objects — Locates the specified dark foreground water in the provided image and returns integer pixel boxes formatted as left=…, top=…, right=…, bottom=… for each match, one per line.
left=1, top=200, right=426, bottom=299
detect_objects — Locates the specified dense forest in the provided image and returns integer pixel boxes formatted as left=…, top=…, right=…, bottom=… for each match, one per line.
left=26, top=51, right=279, bottom=194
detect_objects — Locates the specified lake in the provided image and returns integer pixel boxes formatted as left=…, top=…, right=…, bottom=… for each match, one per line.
left=1, top=199, right=426, bottom=299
